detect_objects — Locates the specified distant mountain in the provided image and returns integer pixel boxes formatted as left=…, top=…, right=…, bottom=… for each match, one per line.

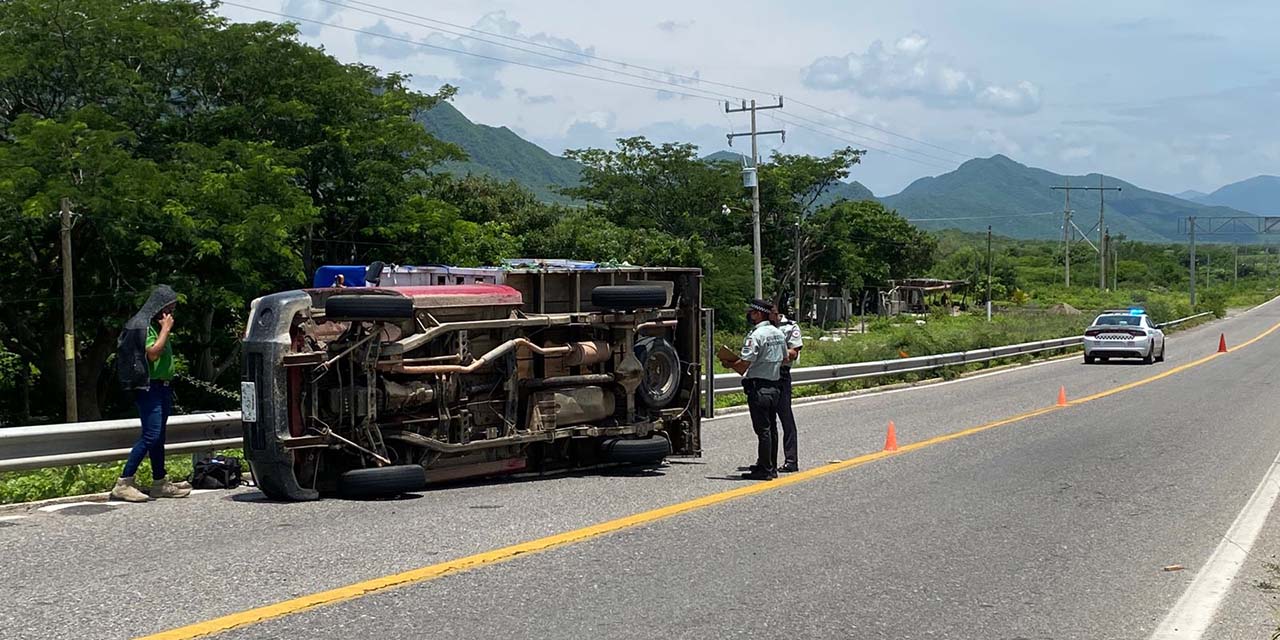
left=702, top=150, right=751, bottom=166
left=417, top=102, right=582, bottom=203
left=702, top=151, right=878, bottom=207
left=1176, top=190, right=1209, bottom=201
left=880, top=155, right=1255, bottom=241
left=1193, top=175, right=1280, bottom=215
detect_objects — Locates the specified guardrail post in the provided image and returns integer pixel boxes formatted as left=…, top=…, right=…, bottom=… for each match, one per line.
left=703, top=308, right=715, bottom=419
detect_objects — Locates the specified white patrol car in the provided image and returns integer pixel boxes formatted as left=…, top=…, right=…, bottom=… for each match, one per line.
left=1082, top=309, right=1166, bottom=365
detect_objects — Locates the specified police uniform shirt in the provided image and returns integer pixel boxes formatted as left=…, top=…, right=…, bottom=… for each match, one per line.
left=778, top=315, right=803, bottom=367
left=740, top=320, right=787, bottom=381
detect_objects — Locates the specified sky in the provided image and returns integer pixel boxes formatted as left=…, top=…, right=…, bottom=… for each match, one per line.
left=218, top=1, right=1280, bottom=197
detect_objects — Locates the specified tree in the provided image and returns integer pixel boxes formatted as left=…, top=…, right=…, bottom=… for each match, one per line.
left=562, top=137, right=745, bottom=244
left=756, top=147, right=865, bottom=299
left=804, top=200, right=937, bottom=291
left=0, top=0, right=470, bottom=420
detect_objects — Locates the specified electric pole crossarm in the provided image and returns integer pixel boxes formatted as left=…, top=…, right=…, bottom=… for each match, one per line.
left=727, top=130, right=786, bottom=145
left=726, top=97, right=784, bottom=113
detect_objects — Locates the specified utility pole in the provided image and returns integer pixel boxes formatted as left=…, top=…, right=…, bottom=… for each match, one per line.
left=986, top=225, right=993, bottom=322
left=1051, top=178, right=1121, bottom=289
left=60, top=198, right=77, bottom=422
left=1234, top=244, right=1239, bottom=287
left=1112, top=233, right=1118, bottom=290
left=1105, top=227, right=1116, bottom=290
left=794, top=219, right=802, bottom=317
left=726, top=97, right=785, bottom=300
left=1098, top=176, right=1111, bottom=289
left=1060, top=176, right=1072, bottom=287
left=1102, top=228, right=1110, bottom=291
left=1189, top=216, right=1197, bottom=307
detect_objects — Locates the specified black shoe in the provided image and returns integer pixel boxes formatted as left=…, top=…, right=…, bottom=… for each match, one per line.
left=741, top=470, right=775, bottom=481
left=779, top=463, right=800, bottom=473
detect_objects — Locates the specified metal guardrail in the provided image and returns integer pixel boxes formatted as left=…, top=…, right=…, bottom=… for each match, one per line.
left=713, top=311, right=1211, bottom=397
left=713, top=335, right=1083, bottom=396
left=0, top=412, right=241, bottom=473
left=0, top=312, right=1213, bottom=474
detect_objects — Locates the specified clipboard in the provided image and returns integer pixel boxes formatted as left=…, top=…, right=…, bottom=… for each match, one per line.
left=716, top=344, right=737, bottom=362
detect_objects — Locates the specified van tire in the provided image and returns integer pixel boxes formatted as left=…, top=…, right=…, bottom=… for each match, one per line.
left=337, top=465, right=427, bottom=499
left=591, top=285, right=668, bottom=311
left=635, top=337, right=682, bottom=408
left=600, top=436, right=672, bottom=465
left=325, top=295, right=415, bottom=320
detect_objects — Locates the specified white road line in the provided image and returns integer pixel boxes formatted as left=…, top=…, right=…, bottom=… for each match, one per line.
left=0, top=515, right=28, bottom=522
left=37, top=501, right=109, bottom=513
left=1149, top=448, right=1280, bottom=639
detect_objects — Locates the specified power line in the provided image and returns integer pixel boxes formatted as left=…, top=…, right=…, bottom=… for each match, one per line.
left=321, top=0, right=771, bottom=99
left=311, top=0, right=740, bottom=104
left=904, top=211, right=1059, bottom=222
left=781, top=110, right=959, bottom=165
left=770, top=115, right=953, bottom=171
left=788, top=99, right=972, bottom=160
left=284, top=0, right=970, bottom=162
left=221, top=2, right=724, bottom=103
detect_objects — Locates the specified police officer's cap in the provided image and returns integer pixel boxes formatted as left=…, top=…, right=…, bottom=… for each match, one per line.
left=746, top=299, right=772, bottom=313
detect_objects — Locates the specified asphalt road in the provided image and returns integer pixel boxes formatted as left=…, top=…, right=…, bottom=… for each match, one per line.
left=5, top=303, right=1280, bottom=639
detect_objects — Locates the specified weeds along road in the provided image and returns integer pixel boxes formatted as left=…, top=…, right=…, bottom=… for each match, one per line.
left=4, top=302, right=1280, bottom=639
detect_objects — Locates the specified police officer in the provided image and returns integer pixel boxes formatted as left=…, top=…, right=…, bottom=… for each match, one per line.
left=719, top=298, right=787, bottom=480
left=773, top=302, right=803, bottom=472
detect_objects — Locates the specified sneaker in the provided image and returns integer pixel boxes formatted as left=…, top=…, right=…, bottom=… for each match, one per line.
left=780, top=463, right=800, bottom=473
left=110, top=477, right=149, bottom=503
left=149, top=477, right=192, bottom=499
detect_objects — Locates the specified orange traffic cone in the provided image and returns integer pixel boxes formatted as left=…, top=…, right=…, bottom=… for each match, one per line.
left=883, top=421, right=899, bottom=452
left=1218, top=334, right=1228, bottom=353
left=1057, top=386, right=1068, bottom=407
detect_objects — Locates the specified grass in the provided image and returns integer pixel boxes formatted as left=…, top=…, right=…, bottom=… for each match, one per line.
left=711, top=298, right=1221, bottom=410
left=0, top=449, right=243, bottom=505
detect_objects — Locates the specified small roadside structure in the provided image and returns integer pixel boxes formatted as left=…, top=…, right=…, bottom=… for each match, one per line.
left=879, top=279, right=969, bottom=316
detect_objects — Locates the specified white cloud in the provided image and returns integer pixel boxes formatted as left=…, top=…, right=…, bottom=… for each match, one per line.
left=801, top=32, right=1043, bottom=116
left=282, top=0, right=341, bottom=36
left=354, top=20, right=422, bottom=60
left=514, top=88, right=557, bottom=104
left=972, top=129, right=1022, bottom=156
left=657, top=20, right=695, bottom=33
left=1059, top=146, right=1095, bottom=162
left=353, top=11, right=595, bottom=98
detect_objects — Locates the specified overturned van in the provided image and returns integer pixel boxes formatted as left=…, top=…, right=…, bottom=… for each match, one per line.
left=241, top=261, right=703, bottom=501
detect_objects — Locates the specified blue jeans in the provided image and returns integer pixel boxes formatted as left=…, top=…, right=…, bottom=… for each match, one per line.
left=122, top=382, right=172, bottom=480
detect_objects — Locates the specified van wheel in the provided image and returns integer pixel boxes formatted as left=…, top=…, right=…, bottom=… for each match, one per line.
left=337, top=465, right=427, bottom=499
left=600, top=436, right=672, bottom=466
left=1083, top=354, right=1094, bottom=364
left=591, top=285, right=667, bottom=311
left=325, top=295, right=414, bottom=320
left=635, top=337, right=681, bottom=408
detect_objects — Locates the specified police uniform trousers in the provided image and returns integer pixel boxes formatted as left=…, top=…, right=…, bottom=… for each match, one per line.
left=778, top=366, right=798, bottom=467
left=742, top=377, right=782, bottom=473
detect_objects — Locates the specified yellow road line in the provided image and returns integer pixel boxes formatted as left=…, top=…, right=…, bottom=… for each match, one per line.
left=138, top=318, right=1280, bottom=640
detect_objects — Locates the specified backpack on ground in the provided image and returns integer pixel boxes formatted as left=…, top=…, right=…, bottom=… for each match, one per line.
left=190, top=455, right=243, bottom=490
